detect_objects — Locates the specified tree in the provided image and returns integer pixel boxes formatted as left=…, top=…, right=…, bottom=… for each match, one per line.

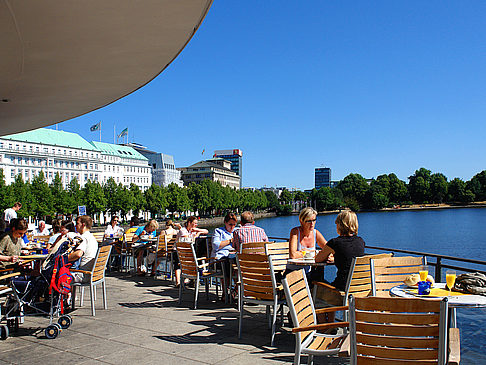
left=11, top=174, right=33, bottom=218
left=337, top=173, right=369, bottom=209
left=117, top=184, right=134, bottom=220
left=387, top=173, right=409, bottom=204
left=467, top=170, right=486, bottom=201
left=279, top=189, right=292, bottom=205
left=130, top=183, right=145, bottom=216
left=103, top=177, right=119, bottom=216
left=51, top=173, right=69, bottom=215
left=315, top=187, right=337, bottom=211
left=66, top=178, right=83, bottom=214
left=188, top=182, right=210, bottom=215
left=365, top=184, right=389, bottom=210
left=0, top=169, right=12, bottom=212
left=264, top=191, right=279, bottom=211
left=144, top=184, right=166, bottom=218
left=429, top=173, right=448, bottom=203
left=82, top=180, right=106, bottom=218
left=408, top=168, right=431, bottom=203
left=448, top=178, right=475, bottom=203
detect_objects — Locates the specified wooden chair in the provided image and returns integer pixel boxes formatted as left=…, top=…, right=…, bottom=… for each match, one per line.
left=371, top=256, right=425, bottom=297
left=265, top=241, right=289, bottom=273
left=348, top=295, right=460, bottom=365
left=282, top=269, right=349, bottom=365
left=177, top=241, right=225, bottom=309
left=240, top=241, right=268, bottom=254
left=71, top=245, right=112, bottom=316
left=313, top=253, right=393, bottom=310
left=236, top=253, right=285, bottom=346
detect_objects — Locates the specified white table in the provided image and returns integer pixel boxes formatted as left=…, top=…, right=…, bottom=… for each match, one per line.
left=391, top=283, right=486, bottom=327
left=287, top=258, right=327, bottom=267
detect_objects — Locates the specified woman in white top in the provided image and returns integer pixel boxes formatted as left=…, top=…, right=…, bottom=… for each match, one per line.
left=174, top=216, right=208, bottom=287
left=104, top=216, right=124, bottom=239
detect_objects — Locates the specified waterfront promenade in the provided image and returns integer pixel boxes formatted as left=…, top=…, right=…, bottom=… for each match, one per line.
left=0, top=273, right=347, bottom=365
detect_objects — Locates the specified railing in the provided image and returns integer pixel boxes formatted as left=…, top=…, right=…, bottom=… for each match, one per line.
left=268, top=236, right=486, bottom=279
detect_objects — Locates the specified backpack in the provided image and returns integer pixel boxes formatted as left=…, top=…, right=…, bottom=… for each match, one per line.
left=454, top=272, right=486, bottom=296
left=49, top=255, right=74, bottom=296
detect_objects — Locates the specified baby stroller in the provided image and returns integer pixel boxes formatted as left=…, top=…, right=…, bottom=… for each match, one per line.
left=0, top=236, right=81, bottom=339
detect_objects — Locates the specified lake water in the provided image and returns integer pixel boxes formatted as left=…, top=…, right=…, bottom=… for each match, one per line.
left=253, top=207, right=486, bottom=364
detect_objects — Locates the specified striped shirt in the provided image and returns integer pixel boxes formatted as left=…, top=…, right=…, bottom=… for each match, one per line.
left=233, top=224, right=268, bottom=252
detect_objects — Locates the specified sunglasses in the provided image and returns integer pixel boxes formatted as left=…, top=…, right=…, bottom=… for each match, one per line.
left=304, top=219, right=317, bottom=223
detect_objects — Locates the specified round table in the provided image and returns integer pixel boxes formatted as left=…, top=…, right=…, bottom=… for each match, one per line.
left=391, top=283, right=486, bottom=327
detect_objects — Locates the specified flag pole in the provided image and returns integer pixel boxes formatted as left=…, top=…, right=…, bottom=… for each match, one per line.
left=114, top=124, right=116, bottom=144
left=99, top=121, right=102, bottom=142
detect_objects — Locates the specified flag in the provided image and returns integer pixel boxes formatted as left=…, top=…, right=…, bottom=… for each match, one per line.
left=117, top=127, right=128, bottom=138
left=90, top=122, right=100, bottom=132
left=201, top=149, right=205, bottom=155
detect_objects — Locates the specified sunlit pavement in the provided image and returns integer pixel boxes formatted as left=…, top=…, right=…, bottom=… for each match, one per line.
left=0, top=272, right=348, bottom=364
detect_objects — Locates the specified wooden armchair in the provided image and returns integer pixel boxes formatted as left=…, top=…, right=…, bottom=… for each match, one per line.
left=348, top=295, right=460, bottom=365
left=371, top=255, right=425, bottom=297
left=71, top=245, right=112, bottom=316
left=177, top=241, right=224, bottom=309
left=282, top=269, right=348, bottom=365
left=236, top=253, right=285, bottom=346
left=240, top=241, right=268, bottom=254
left=265, top=241, right=289, bottom=274
left=313, top=253, right=393, bottom=309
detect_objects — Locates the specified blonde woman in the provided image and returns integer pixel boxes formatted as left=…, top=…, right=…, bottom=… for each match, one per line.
left=317, top=210, right=365, bottom=291
left=286, top=207, right=328, bottom=280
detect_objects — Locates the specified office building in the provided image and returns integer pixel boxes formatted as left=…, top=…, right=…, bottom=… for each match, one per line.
left=0, top=128, right=151, bottom=190
left=213, top=149, right=242, bottom=187
left=315, top=167, right=331, bottom=189
left=128, top=143, right=183, bottom=187
left=178, top=158, right=240, bottom=189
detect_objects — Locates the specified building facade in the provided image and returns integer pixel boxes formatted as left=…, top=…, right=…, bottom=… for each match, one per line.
left=213, top=149, right=242, bottom=187
left=178, top=158, right=240, bottom=189
left=315, top=167, right=331, bottom=189
left=0, top=128, right=151, bottom=190
left=128, top=143, right=183, bottom=187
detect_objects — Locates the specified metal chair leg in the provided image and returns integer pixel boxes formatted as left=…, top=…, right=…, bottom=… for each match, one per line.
left=89, top=284, right=95, bottom=316
left=194, top=274, right=200, bottom=309
left=102, top=280, right=107, bottom=309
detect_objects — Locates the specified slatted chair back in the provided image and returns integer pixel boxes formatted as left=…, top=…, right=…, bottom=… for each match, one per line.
left=237, top=253, right=277, bottom=301
left=92, top=231, right=105, bottom=244
left=345, top=253, right=393, bottom=303
left=177, top=241, right=199, bottom=279
left=91, top=245, right=112, bottom=283
left=349, top=296, right=449, bottom=365
left=164, top=234, right=177, bottom=253
left=240, top=241, right=267, bottom=254
left=124, top=231, right=136, bottom=247
left=265, top=241, right=289, bottom=273
left=371, top=256, right=425, bottom=297
left=284, top=268, right=318, bottom=344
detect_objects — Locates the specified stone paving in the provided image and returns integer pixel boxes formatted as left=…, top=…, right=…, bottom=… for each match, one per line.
left=0, top=272, right=348, bottom=365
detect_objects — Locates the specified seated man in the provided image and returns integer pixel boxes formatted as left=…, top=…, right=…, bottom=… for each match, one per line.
left=32, top=220, right=50, bottom=236
left=232, top=211, right=268, bottom=252
left=68, top=215, right=98, bottom=283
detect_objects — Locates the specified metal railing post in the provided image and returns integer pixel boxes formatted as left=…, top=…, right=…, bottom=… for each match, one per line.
left=435, top=257, right=442, bottom=281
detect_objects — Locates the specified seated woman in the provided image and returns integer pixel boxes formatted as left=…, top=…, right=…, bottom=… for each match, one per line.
left=163, top=219, right=181, bottom=237
left=0, top=218, right=28, bottom=270
left=104, top=216, right=124, bottom=240
left=211, top=213, right=237, bottom=298
left=173, top=216, right=208, bottom=287
left=316, top=210, right=365, bottom=291
left=132, top=219, right=159, bottom=276
left=286, top=207, right=328, bottom=282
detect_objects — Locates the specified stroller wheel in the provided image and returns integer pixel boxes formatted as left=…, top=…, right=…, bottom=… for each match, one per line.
left=45, top=324, right=60, bottom=339
left=0, top=325, right=8, bottom=340
left=58, top=315, right=72, bottom=329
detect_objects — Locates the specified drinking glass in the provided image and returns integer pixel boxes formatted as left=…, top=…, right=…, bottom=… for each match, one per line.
left=419, top=265, right=429, bottom=282
left=446, top=270, right=456, bottom=295
left=300, top=249, right=307, bottom=258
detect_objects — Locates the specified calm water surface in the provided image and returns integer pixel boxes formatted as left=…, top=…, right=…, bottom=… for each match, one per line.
left=253, top=207, right=486, bottom=364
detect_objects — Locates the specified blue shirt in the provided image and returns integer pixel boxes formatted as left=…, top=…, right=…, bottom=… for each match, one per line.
left=134, top=226, right=156, bottom=243
left=211, top=227, right=234, bottom=260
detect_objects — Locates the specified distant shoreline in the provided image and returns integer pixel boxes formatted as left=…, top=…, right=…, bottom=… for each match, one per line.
left=318, top=202, right=486, bottom=215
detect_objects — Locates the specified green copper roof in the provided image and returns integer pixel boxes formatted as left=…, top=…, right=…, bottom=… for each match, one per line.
left=1, top=128, right=97, bottom=150
left=90, top=141, right=147, bottom=161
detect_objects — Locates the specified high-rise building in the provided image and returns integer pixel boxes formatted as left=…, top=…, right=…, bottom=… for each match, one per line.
left=315, top=167, right=331, bottom=189
left=213, top=149, right=242, bottom=187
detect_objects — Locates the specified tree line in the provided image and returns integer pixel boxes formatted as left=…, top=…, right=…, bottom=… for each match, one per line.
left=0, top=169, right=273, bottom=221
left=308, top=168, right=486, bottom=212
left=1, top=167, right=485, bottom=220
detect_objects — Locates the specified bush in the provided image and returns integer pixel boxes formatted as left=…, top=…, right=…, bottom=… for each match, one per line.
left=276, top=204, right=292, bottom=216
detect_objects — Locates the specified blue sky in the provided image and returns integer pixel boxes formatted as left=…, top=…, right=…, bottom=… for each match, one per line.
left=56, top=1, right=486, bottom=190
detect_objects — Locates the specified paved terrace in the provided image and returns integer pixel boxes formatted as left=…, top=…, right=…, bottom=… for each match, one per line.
left=0, top=273, right=348, bottom=365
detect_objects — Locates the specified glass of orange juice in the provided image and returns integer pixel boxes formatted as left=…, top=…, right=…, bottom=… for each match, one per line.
left=446, top=270, right=456, bottom=295
left=419, top=265, right=428, bottom=282
left=301, top=249, right=306, bottom=258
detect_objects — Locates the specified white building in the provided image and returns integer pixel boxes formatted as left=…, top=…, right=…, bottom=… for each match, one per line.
left=91, top=141, right=152, bottom=190
left=0, top=128, right=151, bottom=190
